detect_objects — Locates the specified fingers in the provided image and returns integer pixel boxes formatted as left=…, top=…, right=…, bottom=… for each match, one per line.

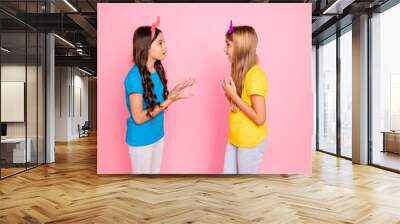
left=224, top=77, right=229, bottom=87
left=222, top=77, right=230, bottom=86
left=221, top=79, right=228, bottom=92
left=178, top=92, right=193, bottom=99
left=175, top=77, right=196, bottom=92
left=172, top=86, right=193, bottom=100
left=221, top=82, right=227, bottom=96
left=222, top=77, right=233, bottom=90
left=183, top=77, right=196, bottom=89
left=227, top=77, right=235, bottom=87
left=222, top=77, right=234, bottom=94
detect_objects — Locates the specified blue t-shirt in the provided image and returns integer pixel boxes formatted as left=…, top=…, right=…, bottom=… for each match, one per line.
left=124, top=65, right=165, bottom=147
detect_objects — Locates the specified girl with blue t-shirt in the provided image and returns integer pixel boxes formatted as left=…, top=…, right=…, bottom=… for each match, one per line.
left=125, top=17, right=195, bottom=174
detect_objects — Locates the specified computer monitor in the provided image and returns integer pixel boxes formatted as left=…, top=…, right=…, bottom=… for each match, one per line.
left=1, top=123, right=7, bottom=137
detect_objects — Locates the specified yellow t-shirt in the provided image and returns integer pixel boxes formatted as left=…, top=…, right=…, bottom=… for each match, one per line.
left=228, top=64, right=268, bottom=148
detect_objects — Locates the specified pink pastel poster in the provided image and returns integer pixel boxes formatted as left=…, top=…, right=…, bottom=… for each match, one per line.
left=97, top=3, right=313, bottom=174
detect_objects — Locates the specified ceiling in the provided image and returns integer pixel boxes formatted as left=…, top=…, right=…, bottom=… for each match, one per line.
left=0, top=0, right=393, bottom=75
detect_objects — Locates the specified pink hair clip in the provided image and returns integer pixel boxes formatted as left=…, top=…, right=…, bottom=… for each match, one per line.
left=226, top=19, right=234, bottom=34
left=151, top=16, right=160, bottom=39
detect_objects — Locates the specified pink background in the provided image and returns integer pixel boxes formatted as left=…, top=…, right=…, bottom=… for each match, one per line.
left=97, top=3, right=313, bottom=174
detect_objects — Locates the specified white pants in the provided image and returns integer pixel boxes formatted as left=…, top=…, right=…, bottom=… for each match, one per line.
left=223, top=139, right=267, bottom=174
left=128, top=137, right=164, bottom=174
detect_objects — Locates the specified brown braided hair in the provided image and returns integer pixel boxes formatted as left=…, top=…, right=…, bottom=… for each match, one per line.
left=133, top=26, right=169, bottom=118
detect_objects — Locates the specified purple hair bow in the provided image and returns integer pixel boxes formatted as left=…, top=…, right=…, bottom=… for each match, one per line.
left=226, top=19, right=234, bottom=34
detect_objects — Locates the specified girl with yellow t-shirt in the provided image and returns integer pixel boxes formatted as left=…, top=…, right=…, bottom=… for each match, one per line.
left=221, top=21, right=268, bottom=174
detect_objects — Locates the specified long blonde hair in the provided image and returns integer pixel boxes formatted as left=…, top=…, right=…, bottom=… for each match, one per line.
left=226, top=26, right=258, bottom=96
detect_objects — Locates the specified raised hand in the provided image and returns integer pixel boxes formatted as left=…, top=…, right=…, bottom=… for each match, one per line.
left=170, top=77, right=196, bottom=95
left=169, top=90, right=193, bottom=101
left=168, top=77, right=196, bottom=103
left=221, top=77, right=239, bottom=112
left=221, top=76, right=237, bottom=99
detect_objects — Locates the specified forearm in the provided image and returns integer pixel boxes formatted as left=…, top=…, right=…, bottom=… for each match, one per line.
left=231, top=94, right=263, bottom=125
left=132, top=99, right=172, bottom=124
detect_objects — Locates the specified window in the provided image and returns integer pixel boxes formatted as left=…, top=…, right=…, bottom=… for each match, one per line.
left=339, top=27, right=352, bottom=158
left=0, top=1, right=46, bottom=179
left=317, top=35, right=337, bottom=154
left=371, top=2, right=400, bottom=171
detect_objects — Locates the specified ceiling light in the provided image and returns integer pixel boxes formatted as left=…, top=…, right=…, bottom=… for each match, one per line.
left=78, top=67, right=93, bottom=76
left=322, top=0, right=354, bottom=15
left=63, top=0, right=78, bottom=12
left=54, top=34, right=75, bottom=48
left=1, top=47, right=11, bottom=53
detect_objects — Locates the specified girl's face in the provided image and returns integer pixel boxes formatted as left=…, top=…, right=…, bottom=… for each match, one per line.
left=149, top=32, right=167, bottom=61
left=224, top=38, right=234, bottom=63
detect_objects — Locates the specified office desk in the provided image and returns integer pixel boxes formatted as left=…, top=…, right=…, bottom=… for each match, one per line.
left=1, top=138, right=32, bottom=163
left=381, top=131, right=400, bottom=154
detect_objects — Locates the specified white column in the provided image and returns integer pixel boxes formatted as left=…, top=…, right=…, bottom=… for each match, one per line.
left=46, top=1, right=55, bottom=163
left=352, top=14, right=369, bottom=164
left=46, top=33, right=55, bottom=163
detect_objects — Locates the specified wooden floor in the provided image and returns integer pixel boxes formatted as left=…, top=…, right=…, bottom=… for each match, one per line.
left=1, top=163, right=46, bottom=178
left=1, top=134, right=400, bottom=224
left=373, top=150, right=400, bottom=171
left=0, top=167, right=26, bottom=178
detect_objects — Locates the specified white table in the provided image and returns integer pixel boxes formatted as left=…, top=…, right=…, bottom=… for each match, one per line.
left=1, top=138, right=31, bottom=163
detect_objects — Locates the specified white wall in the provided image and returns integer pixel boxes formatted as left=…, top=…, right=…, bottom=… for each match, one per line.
left=55, top=67, right=89, bottom=141
left=55, top=66, right=69, bottom=141
left=1, top=65, right=27, bottom=141
left=1, top=65, right=25, bottom=136
left=72, top=72, right=89, bottom=138
left=1, top=65, right=42, bottom=137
